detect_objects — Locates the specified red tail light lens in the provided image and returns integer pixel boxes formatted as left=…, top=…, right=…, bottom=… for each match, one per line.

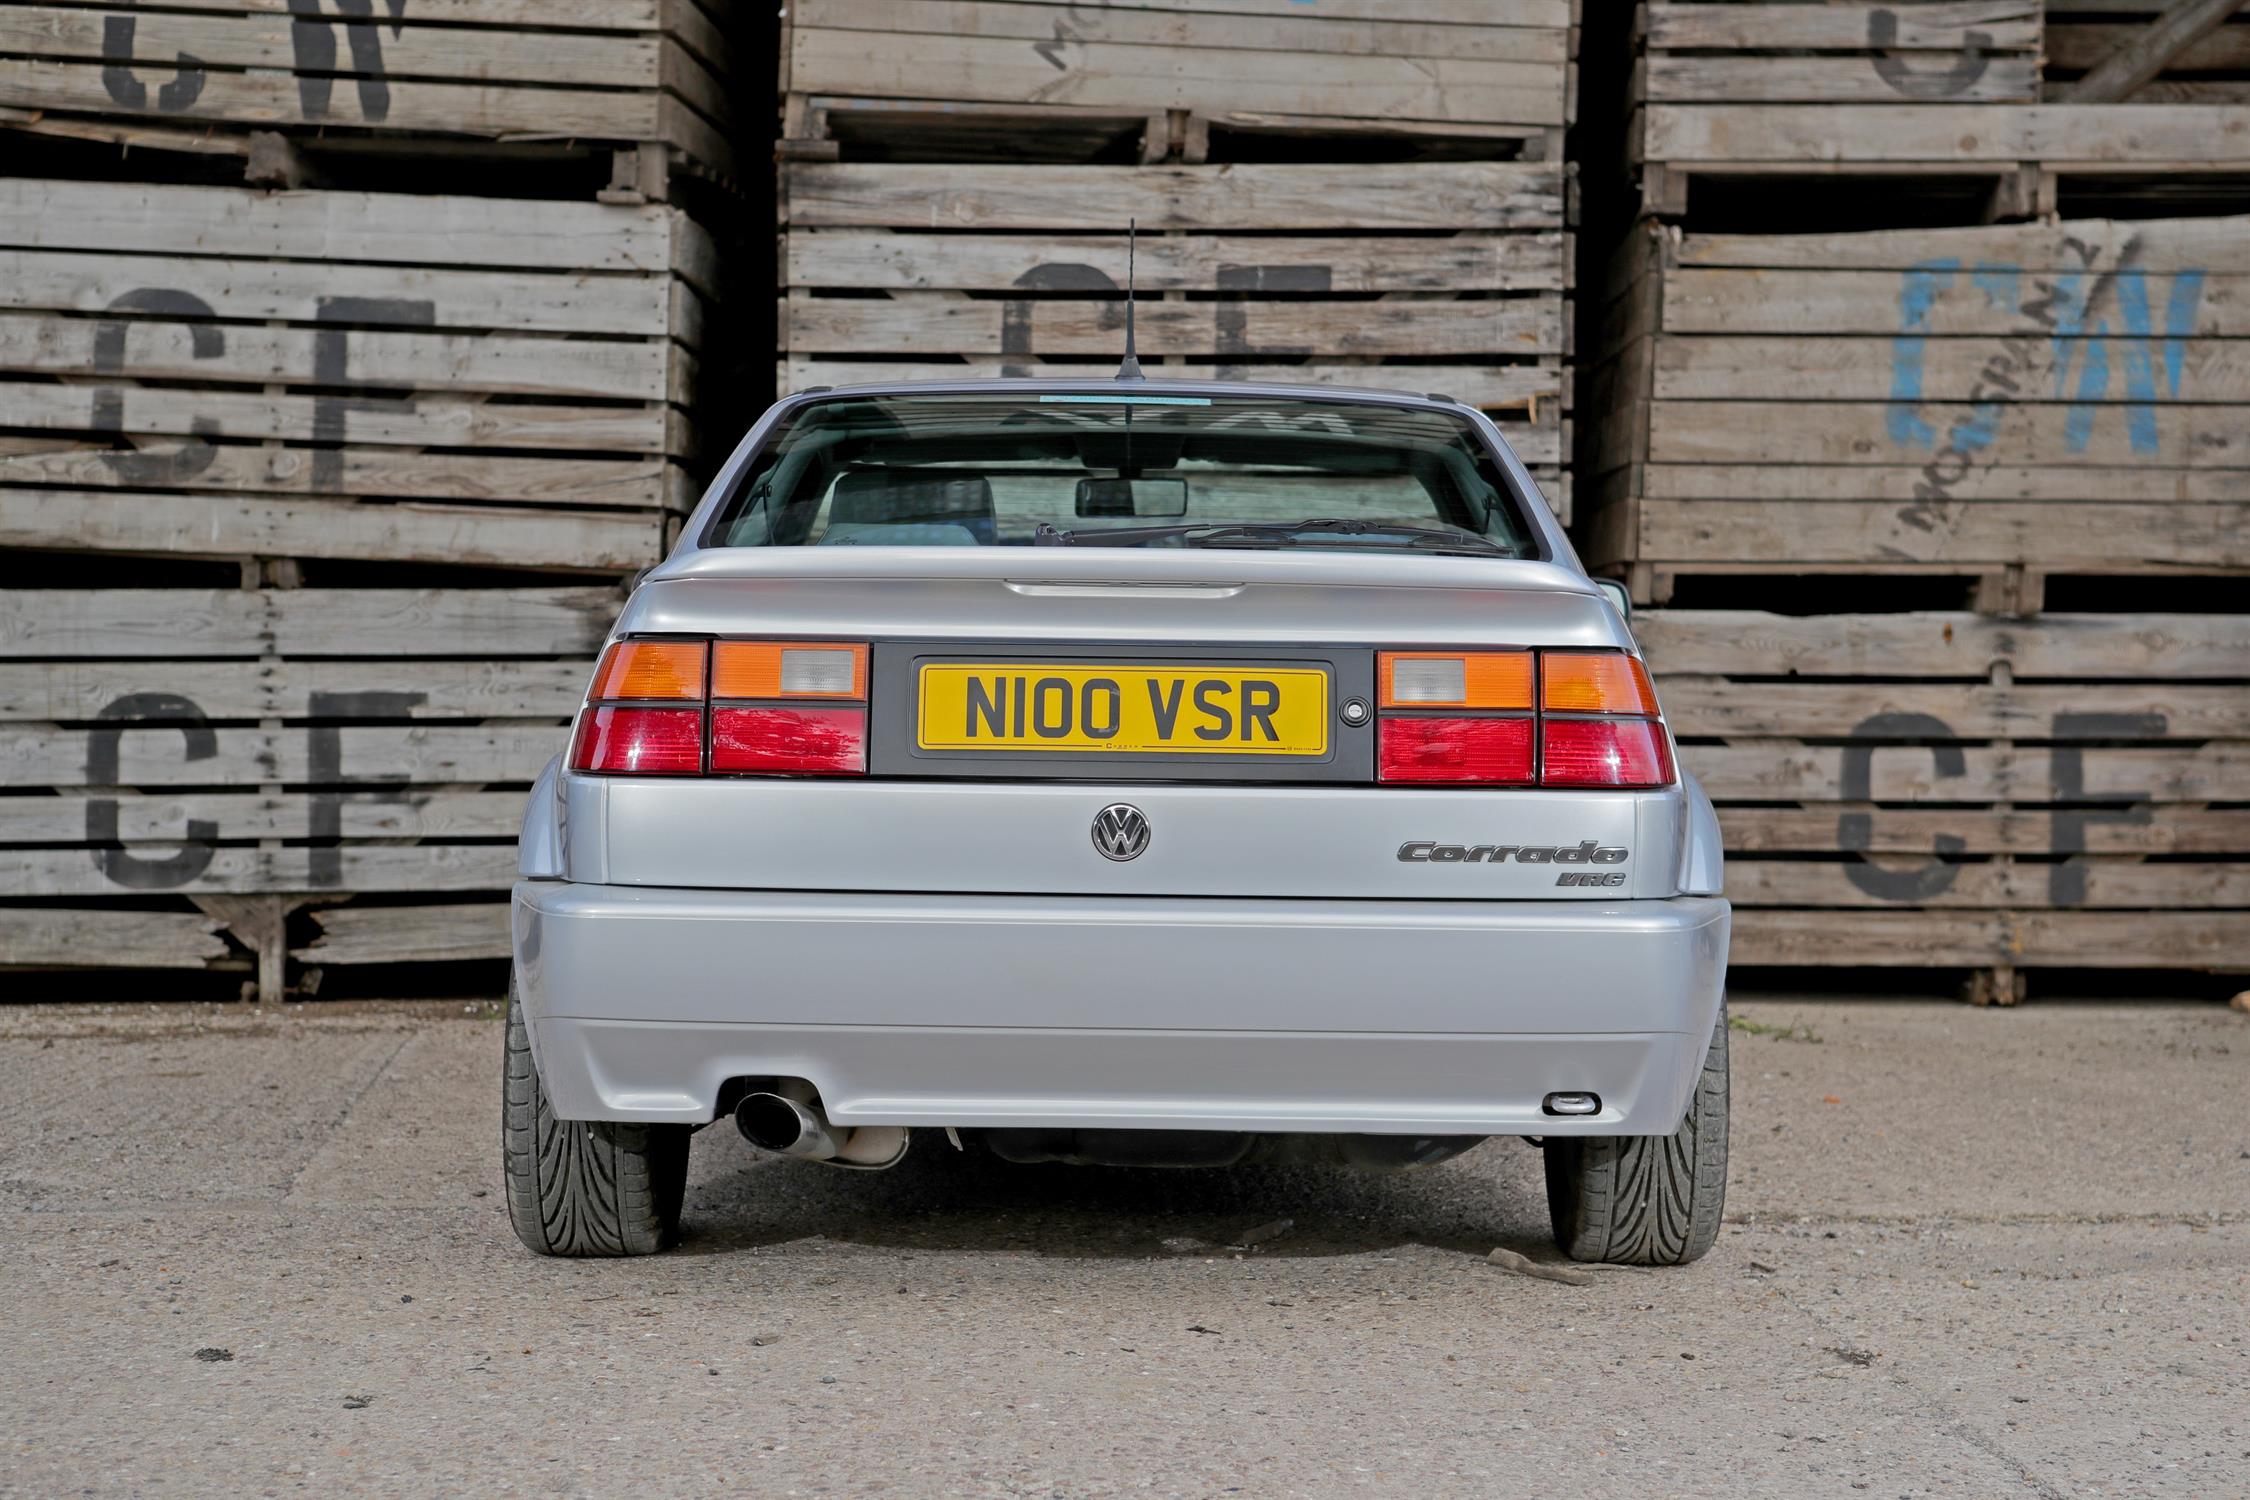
left=1378, top=716, right=1535, bottom=784
left=1540, top=718, right=1673, bottom=788
left=710, top=706, right=867, bottom=775
left=570, top=706, right=703, bottom=775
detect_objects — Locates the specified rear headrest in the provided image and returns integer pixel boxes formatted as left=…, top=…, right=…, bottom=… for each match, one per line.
left=831, top=469, right=995, bottom=533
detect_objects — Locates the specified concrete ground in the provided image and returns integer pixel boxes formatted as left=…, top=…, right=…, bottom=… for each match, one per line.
left=0, top=999, right=2243, bottom=1499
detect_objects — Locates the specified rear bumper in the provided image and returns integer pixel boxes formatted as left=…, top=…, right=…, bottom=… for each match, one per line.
left=513, top=884, right=1729, bottom=1136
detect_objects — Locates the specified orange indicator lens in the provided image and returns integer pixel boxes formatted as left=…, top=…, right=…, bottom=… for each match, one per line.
left=589, top=640, right=707, bottom=701
left=711, top=642, right=868, bottom=700
left=1541, top=653, right=1658, bottom=716
left=1378, top=652, right=1534, bottom=710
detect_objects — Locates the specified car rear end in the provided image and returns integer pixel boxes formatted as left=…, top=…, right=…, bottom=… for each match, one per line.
left=512, top=382, right=1727, bottom=1153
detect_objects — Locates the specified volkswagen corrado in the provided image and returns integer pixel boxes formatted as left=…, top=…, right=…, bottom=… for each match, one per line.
left=504, top=378, right=1730, bottom=1263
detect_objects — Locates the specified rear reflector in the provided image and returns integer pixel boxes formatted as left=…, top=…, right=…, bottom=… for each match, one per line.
left=711, top=642, right=868, bottom=701
left=570, top=706, right=703, bottom=775
left=1541, top=717, right=1673, bottom=788
left=1378, top=716, right=1534, bottom=784
left=589, top=640, right=706, bottom=701
left=1541, top=652, right=1659, bottom=716
left=710, top=706, right=867, bottom=775
left=1380, top=651, right=1534, bottom=710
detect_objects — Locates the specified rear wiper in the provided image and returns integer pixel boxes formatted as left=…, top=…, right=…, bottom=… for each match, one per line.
left=1034, top=518, right=1512, bottom=556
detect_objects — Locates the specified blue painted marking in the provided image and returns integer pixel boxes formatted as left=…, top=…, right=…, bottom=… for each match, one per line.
left=1887, top=258, right=1957, bottom=448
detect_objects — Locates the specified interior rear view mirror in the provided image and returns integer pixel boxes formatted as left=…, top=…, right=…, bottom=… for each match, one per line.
left=1075, top=477, right=1189, bottom=518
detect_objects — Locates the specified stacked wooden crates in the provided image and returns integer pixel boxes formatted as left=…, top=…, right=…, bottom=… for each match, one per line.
left=777, top=0, right=1582, bottom=515
left=0, top=3, right=741, bottom=997
left=1588, top=1, right=2250, bottom=997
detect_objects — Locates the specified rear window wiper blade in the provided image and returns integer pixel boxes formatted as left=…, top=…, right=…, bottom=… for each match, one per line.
left=1034, top=518, right=1513, bottom=555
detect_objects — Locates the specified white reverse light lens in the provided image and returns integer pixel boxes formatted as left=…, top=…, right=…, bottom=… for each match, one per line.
left=779, top=648, right=858, bottom=696
left=1390, top=657, right=1466, bottom=703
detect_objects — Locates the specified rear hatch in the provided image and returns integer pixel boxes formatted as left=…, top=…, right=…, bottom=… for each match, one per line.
left=571, top=550, right=1685, bottom=901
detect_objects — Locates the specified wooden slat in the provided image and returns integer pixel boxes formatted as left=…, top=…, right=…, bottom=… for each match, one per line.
left=0, top=312, right=670, bottom=400
left=1635, top=611, right=2250, bottom=678
left=1674, top=216, right=2250, bottom=272
left=1720, top=807, right=2250, bottom=857
left=0, top=589, right=618, bottom=659
left=0, top=444, right=674, bottom=510
left=1681, top=744, right=2248, bottom=804
left=0, top=6, right=666, bottom=86
left=1729, top=909, right=2250, bottom=969
left=0, top=250, right=679, bottom=339
left=294, top=902, right=512, bottom=965
left=795, top=0, right=1570, bottom=63
left=1635, top=500, right=2248, bottom=568
left=1645, top=3, right=2042, bottom=51
left=783, top=231, right=1568, bottom=293
left=1646, top=400, right=2247, bottom=468
left=1640, top=462, right=2250, bottom=503
left=0, top=846, right=518, bottom=898
left=2049, top=21, right=2250, bottom=73
left=1664, top=680, right=2250, bottom=740
left=1640, top=104, right=2250, bottom=167
left=0, top=490, right=662, bottom=572
left=0, top=180, right=681, bottom=273
left=905, top=0, right=1573, bottom=22
left=1643, top=55, right=2039, bottom=104
left=1725, top=860, right=2250, bottom=910
left=0, top=792, right=524, bottom=843
left=785, top=296, right=1564, bottom=358
left=32, top=2, right=677, bottom=32
left=784, top=163, right=1566, bottom=231
left=786, top=27, right=1564, bottom=127
left=2, top=383, right=670, bottom=454
left=1651, top=336, right=2250, bottom=402
left=0, top=659, right=590, bottom=721
left=0, top=907, right=229, bottom=968
left=1661, top=269, right=2249, bottom=337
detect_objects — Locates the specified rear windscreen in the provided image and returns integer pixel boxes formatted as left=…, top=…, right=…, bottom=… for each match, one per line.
left=707, top=392, right=1539, bottom=558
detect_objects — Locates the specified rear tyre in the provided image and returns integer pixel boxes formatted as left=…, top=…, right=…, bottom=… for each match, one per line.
left=502, top=984, right=689, bottom=1256
left=1543, top=1005, right=1728, bottom=1266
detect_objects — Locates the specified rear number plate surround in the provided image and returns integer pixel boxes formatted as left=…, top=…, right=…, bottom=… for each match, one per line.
left=870, top=642, right=1374, bottom=782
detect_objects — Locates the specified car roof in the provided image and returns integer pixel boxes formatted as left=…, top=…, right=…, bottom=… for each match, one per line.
left=777, top=375, right=1474, bottom=413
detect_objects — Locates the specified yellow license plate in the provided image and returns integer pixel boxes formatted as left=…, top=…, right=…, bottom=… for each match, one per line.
left=917, top=664, right=1330, bottom=755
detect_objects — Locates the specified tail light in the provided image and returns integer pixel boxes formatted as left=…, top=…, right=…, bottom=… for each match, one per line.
left=568, top=638, right=868, bottom=777
left=1377, top=648, right=1673, bottom=789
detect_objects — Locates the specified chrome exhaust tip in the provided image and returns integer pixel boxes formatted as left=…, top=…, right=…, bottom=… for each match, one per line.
left=734, top=1089, right=908, bottom=1171
left=1542, top=1092, right=1602, bottom=1117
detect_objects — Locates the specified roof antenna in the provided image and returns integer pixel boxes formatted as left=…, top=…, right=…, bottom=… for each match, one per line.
left=1115, top=218, right=1144, bottom=382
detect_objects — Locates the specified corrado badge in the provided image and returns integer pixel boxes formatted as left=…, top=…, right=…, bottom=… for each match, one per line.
left=1398, top=840, right=1629, bottom=888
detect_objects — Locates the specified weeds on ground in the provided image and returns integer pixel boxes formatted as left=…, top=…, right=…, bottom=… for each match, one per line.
left=1729, top=1014, right=1822, bottom=1044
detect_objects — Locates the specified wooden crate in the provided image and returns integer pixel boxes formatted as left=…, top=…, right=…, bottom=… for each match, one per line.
left=1640, top=606, right=2250, bottom=990
left=0, top=177, right=711, bottom=571
left=0, top=0, right=736, bottom=180
left=779, top=160, right=1575, bottom=516
left=1635, top=2, right=2044, bottom=106
left=0, top=177, right=715, bottom=990
left=1628, top=4, right=2250, bottom=217
left=0, top=586, right=618, bottom=990
left=784, top=0, right=1577, bottom=144
left=1580, top=212, right=2250, bottom=604
left=2047, top=0, right=2250, bottom=105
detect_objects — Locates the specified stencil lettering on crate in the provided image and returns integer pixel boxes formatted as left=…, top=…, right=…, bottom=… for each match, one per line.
left=1886, top=235, right=2209, bottom=507
left=997, top=261, right=1336, bottom=375
left=1836, top=711, right=2166, bottom=908
left=79, top=689, right=432, bottom=893
left=98, top=0, right=408, bottom=123
left=1866, top=9, right=1993, bottom=100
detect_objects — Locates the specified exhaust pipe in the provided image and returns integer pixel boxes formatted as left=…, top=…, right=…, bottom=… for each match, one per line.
left=734, top=1088, right=907, bottom=1171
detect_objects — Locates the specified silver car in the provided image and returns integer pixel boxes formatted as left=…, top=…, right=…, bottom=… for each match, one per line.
left=504, top=379, right=1730, bottom=1264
